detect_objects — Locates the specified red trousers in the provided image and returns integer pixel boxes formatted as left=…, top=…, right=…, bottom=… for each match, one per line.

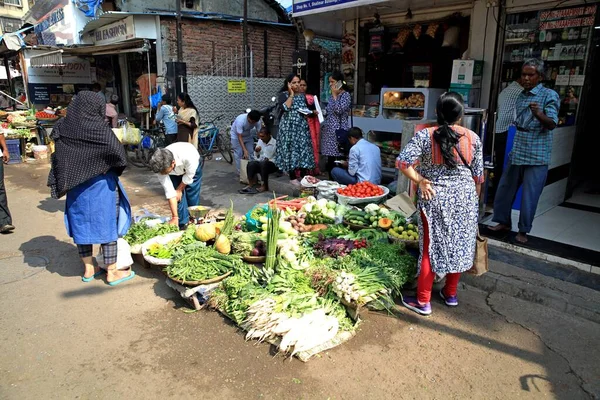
left=417, top=211, right=461, bottom=304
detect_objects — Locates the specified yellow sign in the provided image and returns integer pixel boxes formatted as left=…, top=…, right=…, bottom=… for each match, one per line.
left=227, top=80, right=247, bottom=93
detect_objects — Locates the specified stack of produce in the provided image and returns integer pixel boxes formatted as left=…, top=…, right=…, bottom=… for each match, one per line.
left=124, top=220, right=180, bottom=248
left=388, top=222, right=419, bottom=241
left=150, top=195, right=419, bottom=360
left=337, top=181, right=384, bottom=198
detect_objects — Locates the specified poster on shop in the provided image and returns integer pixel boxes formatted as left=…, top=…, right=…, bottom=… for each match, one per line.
left=292, top=0, right=388, bottom=16
left=26, top=56, right=91, bottom=85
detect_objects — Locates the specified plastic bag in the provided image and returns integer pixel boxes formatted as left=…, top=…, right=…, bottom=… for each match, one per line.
left=121, top=123, right=141, bottom=145
left=245, top=204, right=268, bottom=232
left=97, top=239, right=134, bottom=270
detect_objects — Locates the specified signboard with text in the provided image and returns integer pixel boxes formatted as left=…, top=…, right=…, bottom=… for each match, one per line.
left=227, top=80, right=247, bottom=93
left=26, top=56, right=91, bottom=85
left=94, top=16, right=136, bottom=46
left=292, top=0, right=388, bottom=16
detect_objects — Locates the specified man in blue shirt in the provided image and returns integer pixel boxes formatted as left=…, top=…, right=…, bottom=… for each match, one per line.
left=491, top=59, right=560, bottom=243
left=331, top=127, right=382, bottom=185
left=230, top=110, right=262, bottom=173
left=154, top=95, right=179, bottom=145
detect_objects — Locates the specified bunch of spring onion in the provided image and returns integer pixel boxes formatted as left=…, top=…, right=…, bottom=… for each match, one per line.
left=263, top=206, right=281, bottom=279
left=333, top=268, right=390, bottom=305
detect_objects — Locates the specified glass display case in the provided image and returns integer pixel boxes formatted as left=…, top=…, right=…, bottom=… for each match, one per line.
left=500, top=5, right=596, bottom=127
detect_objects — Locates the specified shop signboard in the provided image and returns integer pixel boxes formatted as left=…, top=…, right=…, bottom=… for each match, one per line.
left=94, top=16, right=136, bottom=46
left=227, top=80, right=247, bottom=93
left=292, top=0, right=388, bottom=16
left=34, top=4, right=75, bottom=46
left=27, top=56, right=91, bottom=85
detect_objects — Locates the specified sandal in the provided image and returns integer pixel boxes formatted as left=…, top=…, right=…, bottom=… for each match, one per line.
left=82, top=268, right=106, bottom=282
left=107, top=268, right=136, bottom=286
left=239, top=187, right=258, bottom=194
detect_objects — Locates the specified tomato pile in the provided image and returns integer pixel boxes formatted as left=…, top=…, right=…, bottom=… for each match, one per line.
left=35, top=111, right=56, bottom=119
left=337, top=181, right=384, bottom=198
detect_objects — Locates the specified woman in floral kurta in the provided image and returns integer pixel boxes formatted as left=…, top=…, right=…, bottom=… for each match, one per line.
left=321, top=73, right=351, bottom=176
left=274, top=75, right=316, bottom=185
left=397, top=92, right=484, bottom=316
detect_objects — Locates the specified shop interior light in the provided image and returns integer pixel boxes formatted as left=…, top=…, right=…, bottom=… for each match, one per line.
left=393, top=92, right=400, bottom=98
left=595, top=26, right=600, bottom=29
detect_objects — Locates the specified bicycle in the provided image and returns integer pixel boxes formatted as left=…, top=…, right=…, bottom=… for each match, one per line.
left=197, top=115, right=233, bottom=167
left=126, top=126, right=167, bottom=169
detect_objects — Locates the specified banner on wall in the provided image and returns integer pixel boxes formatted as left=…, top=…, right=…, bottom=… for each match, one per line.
left=292, top=0, right=388, bottom=16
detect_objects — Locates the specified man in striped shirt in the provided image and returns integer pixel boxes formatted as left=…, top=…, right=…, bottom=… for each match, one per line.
left=490, top=59, right=560, bottom=243
left=493, top=79, right=523, bottom=192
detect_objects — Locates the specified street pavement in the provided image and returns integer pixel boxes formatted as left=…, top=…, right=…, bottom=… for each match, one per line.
left=1, top=159, right=598, bottom=399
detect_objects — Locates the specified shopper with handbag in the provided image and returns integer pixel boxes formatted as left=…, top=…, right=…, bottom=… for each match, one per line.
left=397, top=92, right=484, bottom=316
left=321, top=71, right=352, bottom=178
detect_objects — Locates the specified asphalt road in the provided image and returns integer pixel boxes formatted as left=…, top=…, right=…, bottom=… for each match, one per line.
left=1, top=159, right=598, bottom=399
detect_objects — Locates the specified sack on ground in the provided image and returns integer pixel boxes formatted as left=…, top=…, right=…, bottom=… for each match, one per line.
left=240, top=159, right=249, bottom=185
left=468, top=231, right=488, bottom=276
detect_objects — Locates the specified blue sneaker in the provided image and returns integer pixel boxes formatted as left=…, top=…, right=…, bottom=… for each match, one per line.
left=401, top=295, right=432, bottom=316
left=439, top=289, right=458, bottom=307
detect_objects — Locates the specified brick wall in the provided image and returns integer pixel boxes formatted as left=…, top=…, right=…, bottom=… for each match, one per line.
left=162, top=18, right=298, bottom=78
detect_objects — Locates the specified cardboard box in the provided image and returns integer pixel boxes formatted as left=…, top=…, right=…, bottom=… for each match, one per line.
left=386, top=192, right=417, bottom=219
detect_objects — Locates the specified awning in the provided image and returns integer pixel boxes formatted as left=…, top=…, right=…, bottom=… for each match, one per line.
left=79, top=11, right=162, bottom=36
left=296, top=0, right=473, bottom=38
left=0, top=32, right=26, bottom=53
left=63, top=39, right=148, bottom=56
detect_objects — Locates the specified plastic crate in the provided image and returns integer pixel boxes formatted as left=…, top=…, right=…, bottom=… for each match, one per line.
left=6, top=139, right=21, bottom=164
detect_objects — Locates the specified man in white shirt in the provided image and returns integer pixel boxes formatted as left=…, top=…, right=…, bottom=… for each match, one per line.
left=331, top=127, right=381, bottom=185
left=230, top=110, right=262, bottom=173
left=239, top=128, right=277, bottom=194
left=149, top=142, right=202, bottom=228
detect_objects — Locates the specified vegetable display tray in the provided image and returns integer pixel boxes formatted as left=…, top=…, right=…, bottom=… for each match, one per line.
left=336, top=186, right=390, bottom=206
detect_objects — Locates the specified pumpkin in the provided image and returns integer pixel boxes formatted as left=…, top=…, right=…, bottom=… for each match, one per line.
left=215, top=235, right=231, bottom=254
left=378, top=218, right=393, bottom=230
left=195, top=223, right=217, bottom=242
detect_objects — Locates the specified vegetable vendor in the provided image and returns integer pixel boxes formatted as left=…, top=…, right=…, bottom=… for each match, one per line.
left=239, top=127, right=277, bottom=194
left=149, top=143, right=202, bottom=228
left=331, top=127, right=382, bottom=185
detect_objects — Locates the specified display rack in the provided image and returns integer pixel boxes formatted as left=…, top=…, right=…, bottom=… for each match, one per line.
left=500, top=5, right=596, bottom=127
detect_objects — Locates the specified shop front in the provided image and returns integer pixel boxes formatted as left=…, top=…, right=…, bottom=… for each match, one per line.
left=25, top=12, right=161, bottom=127
left=293, top=0, right=480, bottom=184
left=482, top=2, right=600, bottom=264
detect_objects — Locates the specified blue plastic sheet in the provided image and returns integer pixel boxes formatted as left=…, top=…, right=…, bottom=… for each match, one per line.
left=72, top=0, right=103, bottom=18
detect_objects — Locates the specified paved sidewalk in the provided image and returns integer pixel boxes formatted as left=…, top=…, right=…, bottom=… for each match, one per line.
left=1, top=161, right=598, bottom=399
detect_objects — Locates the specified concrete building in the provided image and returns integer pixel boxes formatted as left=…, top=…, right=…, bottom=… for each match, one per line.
left=0, top=0, right=30, bottom=34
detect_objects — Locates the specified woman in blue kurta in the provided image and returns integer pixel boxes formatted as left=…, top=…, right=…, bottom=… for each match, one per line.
left=273, top=74, right=315, bottom=186
left=48, top=91, right=134, bottom=286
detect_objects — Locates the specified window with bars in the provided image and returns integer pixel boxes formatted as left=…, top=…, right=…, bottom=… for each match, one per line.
left=3, top=0, right=23, bottom=6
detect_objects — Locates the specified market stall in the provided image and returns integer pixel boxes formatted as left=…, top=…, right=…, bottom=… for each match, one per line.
left=124, top=189, right=421, bottom=361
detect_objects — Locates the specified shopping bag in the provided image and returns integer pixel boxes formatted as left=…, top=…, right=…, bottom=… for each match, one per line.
left=96, top=239, right=134, bottom=270
left=468, top=231, right=489, bottom=276
left=240, top=159, right=249, bottom=184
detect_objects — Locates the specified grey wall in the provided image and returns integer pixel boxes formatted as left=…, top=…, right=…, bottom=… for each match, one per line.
left=116, top=0, right=279, bottom=22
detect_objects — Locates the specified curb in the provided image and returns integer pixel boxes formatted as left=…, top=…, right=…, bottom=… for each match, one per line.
left=461, top=271, right=600, bottom=324
left=487, top=238, right=597, bottom=275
